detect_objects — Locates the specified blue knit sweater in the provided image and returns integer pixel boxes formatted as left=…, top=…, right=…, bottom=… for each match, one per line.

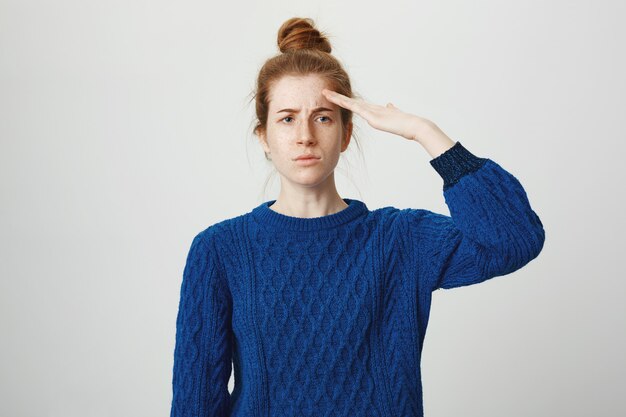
left=170, top=141, right=545, bottom=417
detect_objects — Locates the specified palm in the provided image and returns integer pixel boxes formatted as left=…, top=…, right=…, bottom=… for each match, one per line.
left=322, top=89, right=427, bottom=141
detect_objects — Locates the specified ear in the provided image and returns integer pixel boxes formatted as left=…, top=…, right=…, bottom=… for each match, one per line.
left=257, top=130, right=271, bottom=154
left=341, top=121, right=353, bottom=152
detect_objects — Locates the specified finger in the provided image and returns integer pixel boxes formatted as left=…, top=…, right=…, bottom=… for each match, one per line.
left=322, top=89, right=341, bottom=107
left=323, top=89, right=356, bottom=111
left=322, top=89, right=353, bottom=104
left=322, top=90, right=378, bottom=123
left=322, top=89, right=340, bottom=101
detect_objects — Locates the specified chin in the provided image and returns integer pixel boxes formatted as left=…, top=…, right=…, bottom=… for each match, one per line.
left=287, top=172, right=330, bottom=187
left=295, top=178, right=325, bottom=187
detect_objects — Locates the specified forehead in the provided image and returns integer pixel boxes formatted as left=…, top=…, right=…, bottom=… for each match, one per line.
left=268, top=74, right=334, bottom=111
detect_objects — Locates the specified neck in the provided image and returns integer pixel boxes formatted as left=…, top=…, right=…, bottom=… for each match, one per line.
left=269, top=194, right=348, bottom=218
left=252, top=198, right=368, bottom=232
left=270, top=175, right=348, bottom=218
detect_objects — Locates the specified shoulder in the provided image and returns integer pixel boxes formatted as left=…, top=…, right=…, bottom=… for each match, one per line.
left=369, top=205, right=450, bottom=230
left=192, top=209, right=254, bottom=254
left=187, top=214, right=249, bottom=295
left=369, top=205, right=456, bottom=252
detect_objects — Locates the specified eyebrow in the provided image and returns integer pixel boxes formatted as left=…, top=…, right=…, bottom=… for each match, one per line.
left=276, top=107, right=334, bottom=114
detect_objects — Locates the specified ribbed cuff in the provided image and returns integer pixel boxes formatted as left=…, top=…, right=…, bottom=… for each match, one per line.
left=429, top=141, right=488, bottom=191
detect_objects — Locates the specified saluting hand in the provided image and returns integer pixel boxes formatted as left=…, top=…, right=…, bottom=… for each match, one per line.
left=322, top=88, right=456, bottom=158
left=322, top=89, right=433, bottom=142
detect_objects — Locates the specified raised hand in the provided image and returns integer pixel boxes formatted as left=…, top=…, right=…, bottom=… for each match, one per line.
left=322, top=89, right=431, bottom=142
left=322, top=88, right=456, bottom=158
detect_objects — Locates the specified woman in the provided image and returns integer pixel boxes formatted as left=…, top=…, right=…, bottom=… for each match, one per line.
left=170, top=17, right=545, bottom=417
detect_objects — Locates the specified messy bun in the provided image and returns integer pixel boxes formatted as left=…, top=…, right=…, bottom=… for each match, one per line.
left=277, top=17, right=332, bottom=54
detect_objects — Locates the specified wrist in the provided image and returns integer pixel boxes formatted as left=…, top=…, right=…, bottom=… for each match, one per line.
left=411, top=117, right=437, bottom=142
left=413, top=121, right=457, bottom=159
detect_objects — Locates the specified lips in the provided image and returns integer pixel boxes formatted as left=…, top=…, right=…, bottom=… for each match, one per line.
left=295, top=154, right=321, bottom=160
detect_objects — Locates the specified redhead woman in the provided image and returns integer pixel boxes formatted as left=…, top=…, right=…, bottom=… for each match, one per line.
left=169, top=16, right=545, bottom=417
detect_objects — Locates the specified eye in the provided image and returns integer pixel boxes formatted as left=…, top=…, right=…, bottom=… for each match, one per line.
left=280, top=115, right=332, bottom=123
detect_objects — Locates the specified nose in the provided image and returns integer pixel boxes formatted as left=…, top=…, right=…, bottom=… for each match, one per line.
left=296, top=119, right=316, bottom=145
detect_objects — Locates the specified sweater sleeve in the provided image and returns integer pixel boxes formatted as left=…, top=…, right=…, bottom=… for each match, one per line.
left=403, top=141, right=545, bottom=292
left=170, top=230, right=232, bottom=416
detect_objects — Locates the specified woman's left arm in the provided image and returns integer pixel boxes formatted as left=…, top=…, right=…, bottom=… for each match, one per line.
left=322, top=89, right=546, bottom=291
left=404, top=140, right=546, bottom=290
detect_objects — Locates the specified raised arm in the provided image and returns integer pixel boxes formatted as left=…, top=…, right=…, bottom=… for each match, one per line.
left=170, top=230, right=232, bottom=416
left=404, top=141, right=545, bottom=291
left=320, top=89, right=545, bottom=291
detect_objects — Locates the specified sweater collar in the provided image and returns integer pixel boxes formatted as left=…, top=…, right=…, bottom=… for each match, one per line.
left=251, top=198, right=369, bottom=232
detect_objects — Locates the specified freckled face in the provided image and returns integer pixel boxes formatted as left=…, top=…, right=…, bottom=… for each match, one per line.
left=258, top=74, right=351, bottom=188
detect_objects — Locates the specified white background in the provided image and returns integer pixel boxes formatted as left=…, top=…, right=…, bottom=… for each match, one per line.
left=1, top=0, right=624, bottom=416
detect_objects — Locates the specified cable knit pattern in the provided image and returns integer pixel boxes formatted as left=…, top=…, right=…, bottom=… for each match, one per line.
left=170, top=141, right=546, bottom=417
left=170, top=232, right=232, bottom=417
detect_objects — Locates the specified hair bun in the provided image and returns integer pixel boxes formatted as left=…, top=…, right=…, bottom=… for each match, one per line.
left=277, top=17, right=332, bottom=54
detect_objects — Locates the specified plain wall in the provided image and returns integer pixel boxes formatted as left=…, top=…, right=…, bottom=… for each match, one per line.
left=1, top=0, right=624, bottom=416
